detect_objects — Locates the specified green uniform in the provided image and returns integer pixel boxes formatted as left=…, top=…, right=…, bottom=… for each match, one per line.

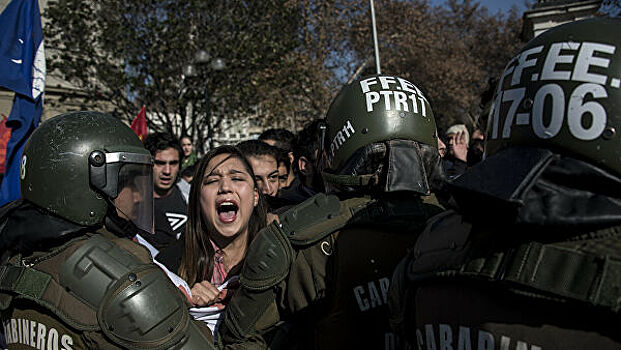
left=0, top=203, right=215, bottom=350
left=390, top=150, right=621, bottom=350
left=389, top=16, right=621, bottom=350
left=218, top=193, right=443, bottom=349
left=217, top=73, right=444, bottom=348
left=0, top=111, right=216, bottom=349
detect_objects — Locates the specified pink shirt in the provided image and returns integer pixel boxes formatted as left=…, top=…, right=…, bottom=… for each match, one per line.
left=210, top=239, right=228, bottom=286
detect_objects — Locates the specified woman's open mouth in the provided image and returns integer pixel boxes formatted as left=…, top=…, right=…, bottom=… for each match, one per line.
left=217, top=200, right=239, bottom=223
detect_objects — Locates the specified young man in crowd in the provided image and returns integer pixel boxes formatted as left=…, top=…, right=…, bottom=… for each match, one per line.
left=278, top=119, right=325, bottom=206
left=143, top=132, right=188, bottom=251
left=237, top=139, right=280, bottom=198
left=259, top=128, right=296, bottom=188
left=177, top=164, right=195, bottom=203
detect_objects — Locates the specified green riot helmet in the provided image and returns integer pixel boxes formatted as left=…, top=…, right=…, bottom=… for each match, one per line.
left=21, top=111, right=154, bottom=234
left=485, top=17, right=621, bottom=176
left=321, top=74, right=439, bottom=195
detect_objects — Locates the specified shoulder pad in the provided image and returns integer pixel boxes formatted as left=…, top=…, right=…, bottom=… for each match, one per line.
left=99, top=264, right=211, bottom=348
left=408, top=210, right=473, bottom=278
left=62, top=235, right=213, bottom=349
left=279, top=193, right=372, bottom=246
left=60, top=235, right=142, bottom=308
left=241, top=221, right=293, bottom=291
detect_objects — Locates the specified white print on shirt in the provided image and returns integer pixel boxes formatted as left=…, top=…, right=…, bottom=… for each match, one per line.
left=166, top=212, right=188, bottom=233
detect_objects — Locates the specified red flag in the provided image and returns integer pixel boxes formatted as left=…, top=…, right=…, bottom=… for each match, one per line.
left=131, top=105, right=148, bottom=142
left=0, top=115, right=12, bottom=175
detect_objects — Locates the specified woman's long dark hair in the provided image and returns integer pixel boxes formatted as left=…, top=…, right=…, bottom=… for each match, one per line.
left=179, top=145, right=267, bottom=286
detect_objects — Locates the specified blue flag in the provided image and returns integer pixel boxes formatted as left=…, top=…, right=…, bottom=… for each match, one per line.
left=0, top=0, right=46, bottom=206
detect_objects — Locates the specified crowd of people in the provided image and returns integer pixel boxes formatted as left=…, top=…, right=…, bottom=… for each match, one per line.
left=0, top=16, right=620, bottom=350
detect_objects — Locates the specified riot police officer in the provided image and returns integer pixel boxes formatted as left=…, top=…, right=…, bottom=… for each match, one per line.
left=218, top=75, right=445, bottom=349
left=390, top=17, right=621, bottom=350
left=0, top=111, right=215, bottom=349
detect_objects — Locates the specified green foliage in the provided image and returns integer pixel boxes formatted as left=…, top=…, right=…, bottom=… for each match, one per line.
left=344, top=0, right=524, bottom=131
left=44, top=0, right=524, bottom=144
left=45, top=0, right=305, bottom=148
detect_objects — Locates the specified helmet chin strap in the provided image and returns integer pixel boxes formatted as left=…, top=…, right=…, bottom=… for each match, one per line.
left=103, top=201, right=151, bottom=239
left=321, top=172, right=380, bottom=187
left=322, top=140, right=432, bottom=196
left=384, top=140, right=431, bottom=196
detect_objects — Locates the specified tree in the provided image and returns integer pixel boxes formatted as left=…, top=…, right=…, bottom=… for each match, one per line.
left=342, top=0, right=524, bottom=131
left=44, top=0, right=525, bottom=142
left=45, top=0, right=302, bottom=148
left=601, top=0, right=621, bottom=16
left=214, top=0, right=358, bottom=131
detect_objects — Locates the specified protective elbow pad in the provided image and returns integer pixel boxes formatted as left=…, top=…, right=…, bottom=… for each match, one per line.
left=99, top=264, right=208, bottom=348
left=241, top=221, right=293, bottom=291
left=61, top=235, right=214, bottom=349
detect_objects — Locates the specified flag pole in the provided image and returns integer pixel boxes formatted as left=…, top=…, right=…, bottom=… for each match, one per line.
left=370, top=0, right=381, bottom=74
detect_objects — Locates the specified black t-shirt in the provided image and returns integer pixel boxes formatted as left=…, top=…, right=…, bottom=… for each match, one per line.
left=143, top=185, right=188, bottom=251
left=156, top=237, right=185, bottom=273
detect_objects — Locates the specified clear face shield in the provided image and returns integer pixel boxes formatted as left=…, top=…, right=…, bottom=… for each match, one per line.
left=114, top=163, right=154, bottom=234
left=89, top=151, right=154, bottom=234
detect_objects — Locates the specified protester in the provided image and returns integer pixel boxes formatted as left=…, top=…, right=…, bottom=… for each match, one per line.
left=152, top=146, right=266, bottom=338
left=275, top=148, right=291, bottom=188
left=467, top=127, right=485, bottom=166
left=218, top=74, right=445, bottom=349
left=181, top=135, right=198, bottom=171
left=438, top=137, right=447, bottom=158
left=173, top=169, right=193, bottom=213
left=277, top=119, right=325, bottom=207
left=259, top=128, right=295, bottom=151
left=142, top=132, right=188, bottom=251
left=0, top=111, right=214, bottom=349
left=390, top=17, right=621, bottom=349
left=181, top=163, right=196, bottom=184
left=182, top=145, right=267, bottom=298
left=157, top=146, right=267, bottom=270
left=259, top=128, right=296, bottom=188
left=442, top=123, right=469, bottom=179
left=236, top=140, right=280, bottom=198
left=177, top=163, right=196, bottom=203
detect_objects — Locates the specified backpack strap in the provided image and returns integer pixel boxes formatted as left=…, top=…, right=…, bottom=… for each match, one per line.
left=454, top=241, right=621, bottom=312
left=0, top=264, right=52, bottom=309
left=0, top=264, right=51, bottom=298
left=410, top=214, right=621, bottom=313
left=0, top=261, right=100, bottom=331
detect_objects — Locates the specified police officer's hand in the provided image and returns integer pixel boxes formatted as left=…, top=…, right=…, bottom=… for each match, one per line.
left=190, top=281, right=223, bottom=307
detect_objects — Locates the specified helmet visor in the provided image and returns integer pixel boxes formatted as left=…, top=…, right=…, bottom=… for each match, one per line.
left=114, top=163, right=154, bottom=234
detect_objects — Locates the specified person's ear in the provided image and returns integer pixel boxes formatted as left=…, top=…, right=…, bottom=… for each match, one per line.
left=298, top=156, right=310, bottom=176
left=253, top=187, right=259, bottom=207
left=288, top=151, right=294, bottom=165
